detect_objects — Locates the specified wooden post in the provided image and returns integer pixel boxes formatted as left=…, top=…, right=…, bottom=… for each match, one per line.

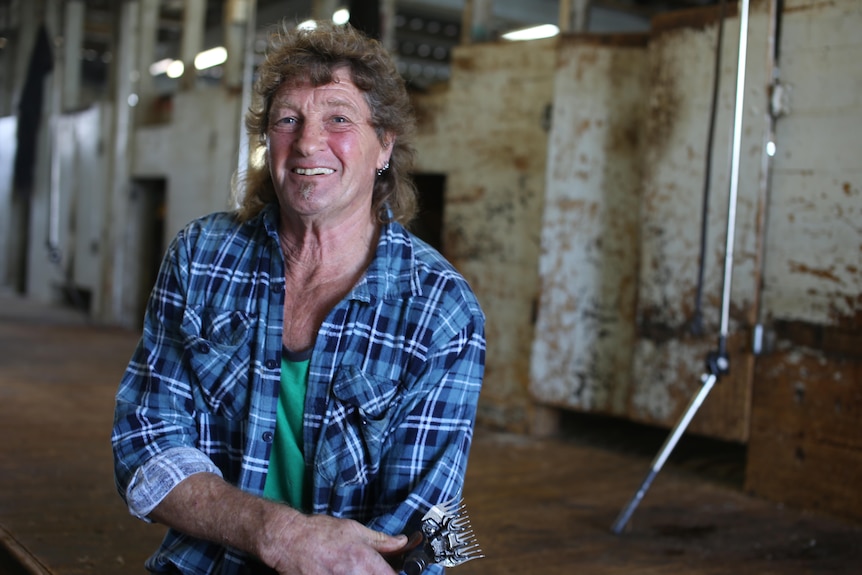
left=231, top=0, right=258, bottom=181
left=62, top=0, right=84, bottom=112
left=179, top=0, right=205, bottom=91
left=560, top=0, right=591, bottom=33
left=223, top=0, right=254, bottom=89
left=135, top=0, right=159, bottom=122
left=380, top=0, right=396, bottom=52
left=461, top=0, right=494, bottom=45
left=311, top=0, right=340, bottom=21
left=99, top=0, right=139, bottom=325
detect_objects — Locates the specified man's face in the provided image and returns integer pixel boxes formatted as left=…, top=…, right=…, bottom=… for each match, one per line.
left=266, top=67, right=391, bottom=225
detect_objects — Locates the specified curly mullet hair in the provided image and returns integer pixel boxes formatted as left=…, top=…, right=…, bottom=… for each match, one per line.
left=234, top=20, right=418, bottom=226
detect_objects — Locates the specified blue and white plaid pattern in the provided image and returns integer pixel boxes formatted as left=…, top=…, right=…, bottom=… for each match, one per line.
left=112, top=204, right=485, bottom=575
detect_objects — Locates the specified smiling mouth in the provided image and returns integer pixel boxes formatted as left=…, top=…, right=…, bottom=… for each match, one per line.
left=293, top=167, right=335, bottom=176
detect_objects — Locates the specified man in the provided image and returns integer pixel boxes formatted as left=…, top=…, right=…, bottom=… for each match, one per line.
left=112, top=21, right=485, bottom=575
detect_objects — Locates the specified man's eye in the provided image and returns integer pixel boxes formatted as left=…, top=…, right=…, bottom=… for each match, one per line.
left=272, top=117, right=298, bottom=131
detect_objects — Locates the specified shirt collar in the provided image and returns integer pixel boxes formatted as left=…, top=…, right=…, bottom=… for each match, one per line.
left=357, top=219, right=420, bottom=303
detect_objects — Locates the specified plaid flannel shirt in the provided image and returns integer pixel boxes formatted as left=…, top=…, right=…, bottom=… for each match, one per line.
left=112, top=204, right=485, bottom=575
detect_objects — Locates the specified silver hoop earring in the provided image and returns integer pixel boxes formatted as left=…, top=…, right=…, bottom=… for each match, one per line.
left=377, top=161, right=390, bottom=176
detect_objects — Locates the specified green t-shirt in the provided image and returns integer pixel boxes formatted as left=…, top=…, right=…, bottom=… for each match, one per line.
left=263, top=348, right=311, bottom=511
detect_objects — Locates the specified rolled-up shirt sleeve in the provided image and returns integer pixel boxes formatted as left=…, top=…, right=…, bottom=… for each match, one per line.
left=125, top=446, right=223, bottom=520
left=112, top=222, right=235, bottom=520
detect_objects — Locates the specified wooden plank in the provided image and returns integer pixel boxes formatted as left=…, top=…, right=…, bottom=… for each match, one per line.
left=457, top=430, right=862, bottom=575
left=0, top=312, right=167, bottom=575
left=746, top=344, right=862, bottom=521
left=0, top=523, right=54, bottom=575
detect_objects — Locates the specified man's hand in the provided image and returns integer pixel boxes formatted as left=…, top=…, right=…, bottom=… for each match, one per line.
left=260, top=511, right=408, bottom=575
left=150, top=473, right=407, bottom=575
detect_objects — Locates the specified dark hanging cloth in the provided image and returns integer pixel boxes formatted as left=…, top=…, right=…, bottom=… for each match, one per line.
left=13, top=23, right=54, bottom=197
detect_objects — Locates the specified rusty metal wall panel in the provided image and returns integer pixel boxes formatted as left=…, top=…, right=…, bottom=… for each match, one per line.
left=412, top=0, right=859, bottom=445
left=761, top=0, right=862, bottom=329
left=530, top=36, right=648, bottom=415
left=629, top=4, right=772, bottom=441
left=413, top=39, right=558, bottom=431
left=636, top=11, right=769, bottom=334
left=745, top=0, right=862, bottom=522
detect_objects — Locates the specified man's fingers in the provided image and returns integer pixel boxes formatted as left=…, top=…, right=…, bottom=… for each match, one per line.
left=366, top=527, right=408, bottom=552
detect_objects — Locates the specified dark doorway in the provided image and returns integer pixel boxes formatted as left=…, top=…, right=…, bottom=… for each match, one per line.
left=410, top=173, right=446, bottom=252
left=131, top=178, right=167, bottom=323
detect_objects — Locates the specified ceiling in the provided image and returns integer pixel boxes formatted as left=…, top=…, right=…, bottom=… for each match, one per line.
left=3, top=0, right=720, bottom=92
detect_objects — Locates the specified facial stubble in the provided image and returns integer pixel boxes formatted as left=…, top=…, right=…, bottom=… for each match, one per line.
left=298, top=181, right=315, bottom=201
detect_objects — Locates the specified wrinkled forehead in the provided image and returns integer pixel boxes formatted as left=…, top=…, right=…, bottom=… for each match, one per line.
left=271, top=65, right=372, bottom=107
left=276, top=63, right=357, bottom=95
left=271, top=69, right=369, bottom=111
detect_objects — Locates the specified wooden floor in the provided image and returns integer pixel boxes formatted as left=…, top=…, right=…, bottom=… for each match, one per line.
left=1, top=291, right=861, bottom=575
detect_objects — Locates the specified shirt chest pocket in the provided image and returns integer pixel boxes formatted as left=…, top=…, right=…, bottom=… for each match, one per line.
left=181, top=306, right=256, bottom=419
left=315, top=367, right=400, bottom=487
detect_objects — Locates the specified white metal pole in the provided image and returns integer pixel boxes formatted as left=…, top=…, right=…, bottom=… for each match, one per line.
left=611, top=0, right=752, bottom=534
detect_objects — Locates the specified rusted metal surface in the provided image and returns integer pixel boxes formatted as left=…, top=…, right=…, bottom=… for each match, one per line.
left=745, top=0, right=862, bottom=525
left=760, top=0, right=862, bottom=330
left=651, top=1, right=740, bottom=34
left=530, top=36, right=647, bottom=415
left=413, top=0, right=858, bottom=449
left=629, top=3, right=771, bottom=441
left=635, top=9, right=767, bottom=336
left=530, top=5, right=771, bottom=441
left=629, top=332, right=754, bottom=441
left=413, top=39, right=558, bottom=431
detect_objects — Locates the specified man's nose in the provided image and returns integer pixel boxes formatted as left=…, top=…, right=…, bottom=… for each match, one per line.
left=295, top=120, right=325, bottom=155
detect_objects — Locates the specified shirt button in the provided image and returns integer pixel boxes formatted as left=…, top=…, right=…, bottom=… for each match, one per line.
left=270, top=282, right=284, bottom=293
left=197, top=342, right=210, bottom=354
left=265, top=359, right=278, bottom=369
left=262, top=431, right=274, bottom=443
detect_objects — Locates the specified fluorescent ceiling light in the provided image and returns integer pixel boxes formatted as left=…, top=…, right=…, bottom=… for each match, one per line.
left=150, top=46, right=227, bottom=78
left=166, top=60, right=185, bottom=78
left=195, top=46, right=228, bottom=70
left=298, top=20, right=317, bottom=31
left=332, top=9, right=350, bottom=25
left=149, top=58, right=173, bottom=76
left=502, top=24, right=559, bottom=41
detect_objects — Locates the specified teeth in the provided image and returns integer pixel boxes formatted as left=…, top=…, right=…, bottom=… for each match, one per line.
left=294, top=167, right=334, bottom=176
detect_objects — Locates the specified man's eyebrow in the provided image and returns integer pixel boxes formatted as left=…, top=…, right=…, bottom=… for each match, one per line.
left=322, top=98, right=362, bottom=113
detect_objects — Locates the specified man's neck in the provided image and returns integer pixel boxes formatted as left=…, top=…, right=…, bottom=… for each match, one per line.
left=278, top=211, right=380, bottom=288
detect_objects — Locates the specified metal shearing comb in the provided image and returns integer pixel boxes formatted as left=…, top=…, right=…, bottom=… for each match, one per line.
left=394, top=498, right=484, bottom=574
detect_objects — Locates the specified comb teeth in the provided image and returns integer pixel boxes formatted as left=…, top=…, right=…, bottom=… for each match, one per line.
left=425, top=497, right=484, bottom=567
